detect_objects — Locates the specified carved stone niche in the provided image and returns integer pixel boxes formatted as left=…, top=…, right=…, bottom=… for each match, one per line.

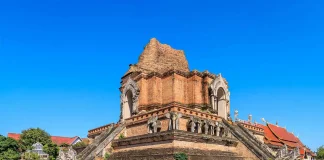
left=209, top=74, right=230, bottom=119
left=147, top=115, right=161, bottom=133
left=165, top=112, right=182, bottom=130
left=187, top=116, right=202, bottom=133
left=187, top=116, right=196, bottom=133
left=120, top=78, right=140, bottom=121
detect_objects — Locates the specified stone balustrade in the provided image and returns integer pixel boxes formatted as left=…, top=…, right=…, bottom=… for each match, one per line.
left=125, top=104, right=221, bottom=126
left=237, top=121, right=264, bottom=134
left=87, top=123, right=115, bottom=138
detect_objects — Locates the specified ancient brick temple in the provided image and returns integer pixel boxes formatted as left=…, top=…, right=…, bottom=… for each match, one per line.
left=78, top=38, right=314, bottom=160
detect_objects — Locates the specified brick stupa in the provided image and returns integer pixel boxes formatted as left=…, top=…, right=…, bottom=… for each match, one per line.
left=78, top=38, right=314, bottom=160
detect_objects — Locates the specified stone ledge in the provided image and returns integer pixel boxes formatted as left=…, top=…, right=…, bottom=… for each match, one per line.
left=109, top=148, right=244, bottom=160
left=112, top=130, right=238, bottom=148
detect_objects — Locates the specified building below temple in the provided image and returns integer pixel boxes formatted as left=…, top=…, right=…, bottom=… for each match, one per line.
left=78, top=38, right=315, bottom=160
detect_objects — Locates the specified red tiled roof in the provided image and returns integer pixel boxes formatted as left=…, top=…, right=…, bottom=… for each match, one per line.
left=241, top=121, right=315, bottom=157
left=7, top=133, right=79, bottom=145
left=7, top=133, right=20, bottom=140
left=264, top=138, right=283, bottom=147
left=267, top=124, right=299, bottom=142
left=262, top=124, right=281, bottom=143
left=51, top=136, right=79, bottom=145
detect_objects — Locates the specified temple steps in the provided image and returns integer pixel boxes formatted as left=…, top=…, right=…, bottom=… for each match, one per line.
left=77, top=123, right=126, bottom=160
left=222, top=118, right=275, bottom=160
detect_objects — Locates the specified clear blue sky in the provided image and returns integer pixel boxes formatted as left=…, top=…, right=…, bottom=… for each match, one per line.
left=1, top=0, right=323, bottom=151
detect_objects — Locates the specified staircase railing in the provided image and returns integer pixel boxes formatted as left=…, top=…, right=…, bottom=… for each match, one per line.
left=236, top=123, right=276, bottom=157
left=222, top=118, right=275, bottom=160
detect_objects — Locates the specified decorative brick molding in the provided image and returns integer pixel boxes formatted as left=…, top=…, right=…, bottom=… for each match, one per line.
left=112, top=130, right=238, bottom=148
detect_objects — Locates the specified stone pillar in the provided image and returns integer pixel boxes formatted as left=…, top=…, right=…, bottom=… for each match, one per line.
left=218, top=98, right=227, bottom=118
left=216, top=126, right=220, bottom=137
left=210, top=95, right=215, bottom=110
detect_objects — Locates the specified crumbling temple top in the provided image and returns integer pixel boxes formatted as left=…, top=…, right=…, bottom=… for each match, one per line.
left=125, top=38, right=189, bottom=75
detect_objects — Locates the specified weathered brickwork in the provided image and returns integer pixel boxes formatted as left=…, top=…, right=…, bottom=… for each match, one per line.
left=131, top=72, right=214, bottom=111
left=136, top=38, right=189, bottom=74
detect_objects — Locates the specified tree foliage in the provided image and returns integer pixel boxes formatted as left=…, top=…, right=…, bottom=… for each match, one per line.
left=19, top=128, right=59, bottom=159
left=174, top=152, right=188, bottom=160
left=23, top=152, right=40, bottom=160
left=43, top=143, right=59, bottom=160
left=0, top=135, right=20, bottom=160
left=19, top=128, right=51, bottom=151
left=72, top=141, right=87, bottom=149
left=317, top=145, right=324, bottom=159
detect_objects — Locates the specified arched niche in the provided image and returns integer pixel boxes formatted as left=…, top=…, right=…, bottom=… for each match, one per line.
left=120, top=77, right=140, bottom=121
left=209, top=74, right=230, bottom=119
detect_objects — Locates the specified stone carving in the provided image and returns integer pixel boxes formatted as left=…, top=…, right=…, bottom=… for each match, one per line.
left=197, top=119, right=202, bottom=133
left=57, top=147, right=77, bottom=160
left=147, top=115, right=161, bottom=133
left=215, top=122, right=220, bottom=136
left=203, top=120, right=209, bottom=134
left=248, top=114, right=252, bottom=123
left=227, top=113, right=232, bottom=121
left=234, top=110, right=239, bottom=121
left=209, top=121, right=216, bottom=136
left=165, top=112, right=182, bottom=130
left=187, top=116, right=196, bottom=132
left=276, top=144, right=300, bottom=160
left=120, top=78, right=140, bottom=121
left=224, top=127, right=230, bottom=137
left=209, top=74, right=230, bottom=118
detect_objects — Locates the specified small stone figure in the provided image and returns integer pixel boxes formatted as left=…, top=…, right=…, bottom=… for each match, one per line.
left=165, top=112, right=182, bottom=130
left=203, top=120, right=209, bottom=134
left=147, top=115, right=161, bottom=133
left=215, top=122, right=220, bottom=137
left=227, top=113, right=232, bottom=121
left=248, top=114, right=252, bottom=123
left=224, top=127, right=230, bottom=137
left=187, top=116, right=196, bottom=132
left=209, top=121, right=215, bottom=135
left=197, top=119, right=202, bottom=133
left=234, top=110, right=239, bottom=121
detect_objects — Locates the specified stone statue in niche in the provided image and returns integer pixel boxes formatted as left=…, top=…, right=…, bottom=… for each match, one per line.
left=203, top=120, right=209, bottom=134
left=209, top=121, right=215, bottom=135
left=224, top=127, right=230, bottom=137
left=197, top=119, right=202, bottom=133
left=147, top=115, right=161, bottom=133
left=165, top=112, right=182, bottom=130
left=216, top=122, right=221, bottom=137
left=187, top=116, right=196, bottom=132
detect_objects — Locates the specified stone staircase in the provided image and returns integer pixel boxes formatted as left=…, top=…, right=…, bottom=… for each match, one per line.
left=222, top=118, right=275, bottom=160
left=78, top=123, right=126, bottom=160
left=236, top=123, right=276, bottom=157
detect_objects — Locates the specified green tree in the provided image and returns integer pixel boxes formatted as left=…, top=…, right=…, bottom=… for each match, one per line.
left=19, top=128, right=51, bottom=151
left=23, top=152, right=40, bottom=160
left=317, top=145, right=324, bottom=159
left=72, top=141, right=87, bottom=149
left=19, top=128, right=59, bottom=159
left=43, top=143, right=59, bottom=160
left=173, top=152, right=188, bottom=160
left=0, top=135, right=20, bottom=160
